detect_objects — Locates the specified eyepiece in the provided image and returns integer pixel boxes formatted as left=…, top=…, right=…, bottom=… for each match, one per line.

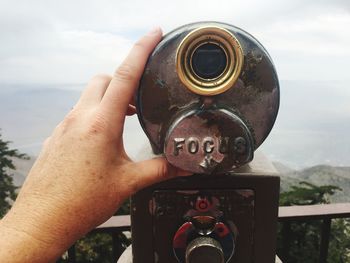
left=190, top=43, right=227, bottom=80
left=176, top=26, right=243, bottom=96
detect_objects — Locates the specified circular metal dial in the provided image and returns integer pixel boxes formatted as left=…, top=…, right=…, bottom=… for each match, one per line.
left=186, top=237, right=224, bottom=263
left=173, top=220, right=235, bottom=263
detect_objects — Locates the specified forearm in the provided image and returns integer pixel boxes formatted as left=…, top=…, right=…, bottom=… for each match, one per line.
left=0, top=177, right=121, bottom=263
left=0, top=195, right=85, bottom=263
left=0, top=193, right=104, bottom=263
left=0, top=218, right=62, bottom=263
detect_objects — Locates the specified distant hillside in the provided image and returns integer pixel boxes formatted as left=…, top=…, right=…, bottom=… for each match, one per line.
left=275, top=162, right=350, bottom=203
left=0, top=87, right=81, bottom=156
left=0, top=86, right=148, bottom=160
left=9, top=156, right=35, bottom=186
left=1, top=81, right=350, bottom=168
left=10, top=156, right=350, bottom=203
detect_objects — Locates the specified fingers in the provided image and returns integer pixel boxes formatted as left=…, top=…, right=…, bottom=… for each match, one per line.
left=126, top=93, right=137, bottom=116
left=126, top=104, right=136, bottom=116
left=77, top=74, right=112, bottom=108
left=125, top=158, right=191, bottom=194
left=100, top=27, right=162, bottom=130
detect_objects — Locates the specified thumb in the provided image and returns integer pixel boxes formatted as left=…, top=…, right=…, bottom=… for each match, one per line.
left=129, top=157, right=191, bottom=193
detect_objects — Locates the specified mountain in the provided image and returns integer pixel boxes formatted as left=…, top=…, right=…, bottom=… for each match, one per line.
left=275, top=162, right=350, bottom=203
left=260, top=80, right=350, bottom=169
left=0, top=85, right=81, bottom=156
left=9, top=155, right=350, bottom=203
left=1, top=80, right=350, bottom=168
left=0, top=85, right=149, bottom=160
left=1, top=81, right=350, bottom=201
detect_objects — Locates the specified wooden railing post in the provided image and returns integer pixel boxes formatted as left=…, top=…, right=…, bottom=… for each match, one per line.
left=279, top=203, right=350, bottom=263
left=67, top=244, right=76, bottom=263
left=281, top=221, right=291, bottom=262
left=319, top=218, right=331, bottom=263
left=112, top=232, right=126, bottom=262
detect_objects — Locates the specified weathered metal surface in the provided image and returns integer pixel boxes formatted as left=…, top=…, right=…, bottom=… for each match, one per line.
left=131, top=154, right=280, bottom=263
left=117, top=247, right=284, bottom=263
left=164, top=109, right=254, bottom=173
left=170, top=191, right=241, bottom=262
left=137, top=21, right=279, bottom=173
left=151, top=189, right=253, bottom=263
left=132, top=22, right=280, bottom=263
left=185, top=237, right=225, bottom=263
left=173, top=221, right=234, bottom=263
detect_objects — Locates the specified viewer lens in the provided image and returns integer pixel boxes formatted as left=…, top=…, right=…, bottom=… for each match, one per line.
left=191, top=43, right=227, bottom=80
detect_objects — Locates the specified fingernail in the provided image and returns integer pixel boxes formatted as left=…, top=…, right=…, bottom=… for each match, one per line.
left=147, top=26, right=161, bottom=35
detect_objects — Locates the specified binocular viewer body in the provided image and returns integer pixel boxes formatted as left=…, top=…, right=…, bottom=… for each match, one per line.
left=131, top=157, right=279, bottom=263
left=137, top=21, right=279, bottom=174
left=131, top=22, right=280, bottom=263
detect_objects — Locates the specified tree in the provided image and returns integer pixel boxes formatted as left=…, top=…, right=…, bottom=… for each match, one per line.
left=279, top=181, right=341, bottom=206
left=0, top=131, right=28, bottom=218
left=277, top=181, right=350, bottom=263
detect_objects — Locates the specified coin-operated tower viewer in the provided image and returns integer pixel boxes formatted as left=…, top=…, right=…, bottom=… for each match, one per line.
left=131, top=22, right=280, bottom=263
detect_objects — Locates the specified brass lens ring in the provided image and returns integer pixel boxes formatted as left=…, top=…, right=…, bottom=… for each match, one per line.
left=176, top=26, right=243, bottom=96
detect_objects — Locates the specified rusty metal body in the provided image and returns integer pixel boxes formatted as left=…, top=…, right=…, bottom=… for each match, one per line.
left=132, top=22, right=280, bottom=263
left=137, top=21, right=279, bottom=174
left=131, top=153, right=280, bottom=263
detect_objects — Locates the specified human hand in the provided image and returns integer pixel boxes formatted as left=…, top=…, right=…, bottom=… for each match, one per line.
left=0, top=27, right=190, bottom=262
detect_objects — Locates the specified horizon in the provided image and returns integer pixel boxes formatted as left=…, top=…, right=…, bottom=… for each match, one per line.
left=1, top=79, right=349, bottom=170
left=1, top=0, right=349, bottom=170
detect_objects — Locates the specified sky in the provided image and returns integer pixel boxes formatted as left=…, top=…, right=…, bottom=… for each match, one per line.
left=0, top=0, right=349, bottom=86
left=0, top=0, right=350, bottom=169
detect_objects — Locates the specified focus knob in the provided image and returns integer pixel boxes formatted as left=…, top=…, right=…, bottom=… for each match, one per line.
left=185, top=237, right=224, bottom=263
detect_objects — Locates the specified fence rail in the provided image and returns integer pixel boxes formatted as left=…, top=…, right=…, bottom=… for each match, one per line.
left=67, top=215, right=131, bottom=262
left=278, top=203, right=350, bottom=263
left=66, top=203, right=350, bottom=263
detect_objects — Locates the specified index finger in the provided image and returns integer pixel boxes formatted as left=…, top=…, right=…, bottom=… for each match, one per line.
left=99, top=27, right=162, bottom=130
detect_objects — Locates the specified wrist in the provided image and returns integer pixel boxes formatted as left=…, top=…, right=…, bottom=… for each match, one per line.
left=0, top=198, right=80, bottom=262
left=0, top=217, right=63, bottom=263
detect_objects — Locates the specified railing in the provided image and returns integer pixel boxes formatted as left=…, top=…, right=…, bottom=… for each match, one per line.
left=67, top=215, right=131, bottom=262
left=66, top=203, right=350, bottom=263
left=278, top=203, right=350, bottom=263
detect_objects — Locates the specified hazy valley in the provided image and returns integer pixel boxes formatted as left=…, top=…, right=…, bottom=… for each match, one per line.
left=1, top=80, right=350, bottom=203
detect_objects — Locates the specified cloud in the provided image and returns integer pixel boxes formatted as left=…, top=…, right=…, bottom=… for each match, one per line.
left=260, top=12, right=350, bottom=55
left=0, top=0, right=349, bottom=85
left=0, top=26, right=133, bottom=84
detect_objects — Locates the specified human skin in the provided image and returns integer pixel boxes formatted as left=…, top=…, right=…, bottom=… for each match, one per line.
left=0, top=27, right=189, bottom=263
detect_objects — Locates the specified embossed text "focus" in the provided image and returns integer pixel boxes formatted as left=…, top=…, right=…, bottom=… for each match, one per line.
left=173, top=137, right=246, bottom=156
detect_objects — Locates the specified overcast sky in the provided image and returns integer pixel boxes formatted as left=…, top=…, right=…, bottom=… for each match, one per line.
left=0, top=0, right=349, bottom=86
left=1, top=0, right=350, bottom=169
